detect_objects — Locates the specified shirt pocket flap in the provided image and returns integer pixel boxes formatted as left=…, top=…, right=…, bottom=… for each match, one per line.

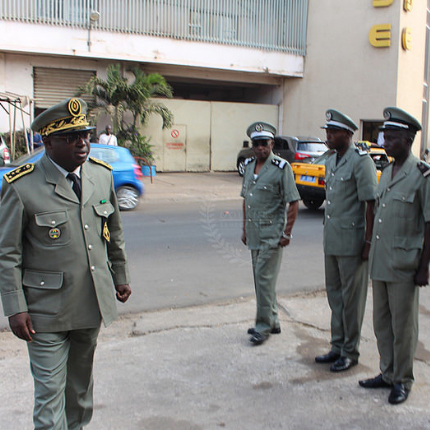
left=393, top=235, right=423, bottom=250
left=23, top=270, right=63, bottom=290
left=93, top=202, right=115, bottom=217
left=256, top=183, right=275, bottom=192
left=392, top=192, right=415, bottom=203
left=335, top=171, right=352, bottom=182
left=35, top=211, right=68, bottom=227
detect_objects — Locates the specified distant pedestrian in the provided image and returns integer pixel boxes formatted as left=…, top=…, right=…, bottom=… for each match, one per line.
left=99, top=125, right=118, bottom=146
left=359, top=107, right=430, bottom=405
left=315, top=109, right=377, bottom=372
left=241, top=121, right=300, bottom=346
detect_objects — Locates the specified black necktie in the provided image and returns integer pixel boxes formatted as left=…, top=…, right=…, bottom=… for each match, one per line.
left=67, top=173, right=81, bottom=200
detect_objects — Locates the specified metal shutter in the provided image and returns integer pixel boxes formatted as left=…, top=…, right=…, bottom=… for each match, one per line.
left=33, top=67, right=95, bottom=109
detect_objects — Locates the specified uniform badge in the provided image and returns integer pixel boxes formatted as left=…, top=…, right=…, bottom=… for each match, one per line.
left=255, top=124, right=264, bottom=132
left=103, top=221, right=111, bottom=242
left=49, top=228, right=61, bottom=240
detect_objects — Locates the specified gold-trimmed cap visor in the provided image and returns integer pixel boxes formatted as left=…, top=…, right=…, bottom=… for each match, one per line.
left=32, top=98, right=95, bottom=136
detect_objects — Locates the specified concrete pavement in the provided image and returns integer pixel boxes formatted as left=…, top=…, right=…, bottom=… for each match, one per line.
left=1, top=172, right=430, bottom=429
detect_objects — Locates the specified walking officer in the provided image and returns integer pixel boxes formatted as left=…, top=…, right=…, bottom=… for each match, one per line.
left=241, top=121, right=300, bottom=346
left=0, top=98, right=131, bottom=429
left=359, top=107, right=430, bottom=405
left=315, top=109, right=377, bottom=372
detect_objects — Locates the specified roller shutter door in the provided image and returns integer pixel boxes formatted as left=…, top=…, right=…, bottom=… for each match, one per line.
left=33, top=67, right=95, bottom=109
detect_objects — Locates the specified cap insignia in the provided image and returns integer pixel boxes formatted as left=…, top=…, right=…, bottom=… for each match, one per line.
left=68, top=98, right=82, bottom=117
left=326, top=112, right=333, bottom=121
left=384, top=110, right=391, bottom=120
left=255, top=124, right=264, bottom=132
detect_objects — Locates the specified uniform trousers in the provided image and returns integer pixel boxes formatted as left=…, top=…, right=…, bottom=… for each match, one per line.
left=372, top=280, right=419, bottom=390
left=27, top=326, right=101, bottom=430
left=251, top=246, right=283, bottom=335
left=325, top=254, right=368, bottom=361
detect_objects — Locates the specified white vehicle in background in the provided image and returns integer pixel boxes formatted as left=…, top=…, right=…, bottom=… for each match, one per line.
left=0, top=137, right=10, bottom=167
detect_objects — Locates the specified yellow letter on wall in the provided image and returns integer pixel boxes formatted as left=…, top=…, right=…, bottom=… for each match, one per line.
left=373, top=0, right=395, bottom=7
left=404, top=0, right=413, bottom=12
left=369, top=24, right=392, bottom=47
left=402, top=28, right=412, bottom=50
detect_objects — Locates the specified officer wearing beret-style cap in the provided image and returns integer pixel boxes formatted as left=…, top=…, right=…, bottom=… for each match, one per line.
left=315, top=109, right=378, bottom=372
left=360, top=107, right=430, bottom=405
left=241, top=121, right=300, bottom=345
left=0, top=98, right=131, bottom=429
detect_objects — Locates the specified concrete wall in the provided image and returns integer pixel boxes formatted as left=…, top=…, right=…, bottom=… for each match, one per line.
left=142, top=99, right=278, bottom=172
left=283, top=1, right=402, bottom=144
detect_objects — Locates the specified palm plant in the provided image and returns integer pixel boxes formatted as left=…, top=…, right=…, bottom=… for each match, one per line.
left=78, top=63, right=173, bottom=132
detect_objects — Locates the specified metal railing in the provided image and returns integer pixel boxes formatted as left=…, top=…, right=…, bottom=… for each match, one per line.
left=0, top=0, right=308, bottom=55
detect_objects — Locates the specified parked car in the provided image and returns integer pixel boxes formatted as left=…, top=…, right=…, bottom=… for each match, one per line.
left=292, top=145, right=390, bottom=210
left=0, top=144, right=144, bottom=211
left=0, top=136, right=11, bottom=167
left=236, top=135, right=326, bottom=176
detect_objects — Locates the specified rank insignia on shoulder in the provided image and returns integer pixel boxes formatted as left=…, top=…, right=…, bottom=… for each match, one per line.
left=417, top=161, right=430, bottom=177
left=244, top=157, right=255, bottom=166
left=271, top=158, right=287, bottom=169
left=89, top=157, right=113, bottom=170
left=4, top=163, right=35, bottom=183
left=355, top=148, right=368, bottom=156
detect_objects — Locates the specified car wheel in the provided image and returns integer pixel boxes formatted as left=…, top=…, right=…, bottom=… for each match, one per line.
left=237, top=158, right=246, bottom=176
left=117, top=186, right=140, bottom=211
left=302, top=198, right=324, bottom=210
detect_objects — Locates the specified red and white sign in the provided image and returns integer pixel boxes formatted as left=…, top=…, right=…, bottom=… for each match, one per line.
left=171, top=129, right=180, bottom=138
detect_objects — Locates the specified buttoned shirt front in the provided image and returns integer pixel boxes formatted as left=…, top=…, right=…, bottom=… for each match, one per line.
left=370, top=154, right=430, bottom=282
left=324, top=146, right=377, bottom=256
left=241, top=152, right=300, bottom=250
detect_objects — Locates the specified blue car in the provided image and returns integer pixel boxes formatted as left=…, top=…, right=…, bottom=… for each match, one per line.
left=0, top=144, right=144, bottom=211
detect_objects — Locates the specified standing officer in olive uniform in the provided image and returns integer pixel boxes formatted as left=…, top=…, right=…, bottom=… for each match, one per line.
left=359, top=107, right=430, bottom=405
left=0, top=98, right=131, bottom=429
left=241, top=122, right=300, bottom=345
left=315, top=109, right=377, bottom=372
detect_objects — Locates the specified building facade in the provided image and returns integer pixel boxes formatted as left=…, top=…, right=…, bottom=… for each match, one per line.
left=0, top=0, right=428, bottom=170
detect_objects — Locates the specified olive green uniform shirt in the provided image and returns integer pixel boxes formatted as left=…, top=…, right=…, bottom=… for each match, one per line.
left=370, top=154, right=430, bottom=282
left=324, top=146, right=377, bottom=256
left=0, top=154, right=130, bottom=332
left=241, top=152, right=300, bottom=249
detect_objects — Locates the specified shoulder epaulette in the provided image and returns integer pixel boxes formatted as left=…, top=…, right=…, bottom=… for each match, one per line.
left=244, top=157, right=255, bottom=166
left=355, top=148, right=368, bottom=156
left=417, top=161, right=430, bottom=177
left=89, top=157, right=112, bottom=170
left=4, top=163, right=35, bottom=183
left=271, top=158, right=287, bottom=170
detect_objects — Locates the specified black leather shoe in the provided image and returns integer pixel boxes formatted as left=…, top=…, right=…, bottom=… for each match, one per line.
left=315, top=351, right=340, bottom=363
left=247, top=327, right=281, bottom=335
left=388, top=383, right=409, bottom=405
left=359, top=374, right=392, bottom=389
left=249, top=332, right=269, bottom=345
left=330, top=356, right=358, bottom=372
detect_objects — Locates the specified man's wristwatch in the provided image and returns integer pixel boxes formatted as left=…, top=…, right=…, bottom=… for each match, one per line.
left=282, top=232, right=292, bottom=240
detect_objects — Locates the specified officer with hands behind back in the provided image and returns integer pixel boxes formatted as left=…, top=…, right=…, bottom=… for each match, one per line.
left=359, top=107, right=430, bottom=405
left=0, top=98, right=131, bottom=429
left=241, top=122, right=300, bottom=346
left=315, top=109, right=377, bottom=372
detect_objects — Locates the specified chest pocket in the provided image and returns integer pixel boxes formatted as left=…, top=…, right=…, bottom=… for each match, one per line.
left=255, top=183, right=278, bottom=203
left=34, top=211, right=70, bottom=247
left=392, top=191, right=415, bottom=218
left=93, top=202, right=115, bottom=237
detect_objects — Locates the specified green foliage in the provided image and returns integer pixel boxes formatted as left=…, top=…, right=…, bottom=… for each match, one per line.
left=77, top=63, right=174, bottom=164
left=117, top=126, right=155, bottom=166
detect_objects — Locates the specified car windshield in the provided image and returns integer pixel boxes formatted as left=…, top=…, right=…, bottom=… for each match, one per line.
left=297, top=142, right=327, bottom=152
left=90, top=147, right=120, bottom=164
